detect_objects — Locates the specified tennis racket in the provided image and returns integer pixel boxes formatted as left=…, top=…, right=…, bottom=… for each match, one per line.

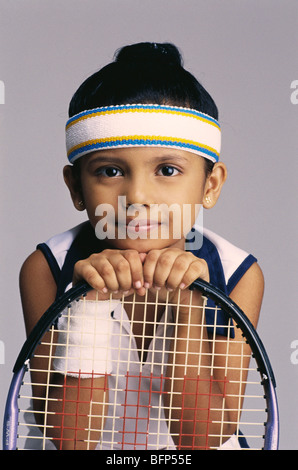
left=3, top=279, right=279, bottom=450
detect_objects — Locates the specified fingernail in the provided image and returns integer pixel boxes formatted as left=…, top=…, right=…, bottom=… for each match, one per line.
left=179, top=283, right=186, bottom=290
left=154, top=285, right=161, bottom=291
left=101, top=287, right=108, bottom=293
left=144, top=282, right=150, bottom=289
left=134, top=281, right=142, bottom=289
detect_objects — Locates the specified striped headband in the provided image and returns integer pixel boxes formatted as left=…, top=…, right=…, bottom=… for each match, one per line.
left=65, top=104, right=221, bottom=164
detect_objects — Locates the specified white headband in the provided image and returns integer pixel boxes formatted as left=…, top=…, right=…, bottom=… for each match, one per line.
left=65, top=104, right=221, bottom=163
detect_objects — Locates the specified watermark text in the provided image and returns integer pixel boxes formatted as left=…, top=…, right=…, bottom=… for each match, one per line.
left=290, top=340, right=298, bottom=364
left=290, top=80, right=298, bottom=104
left=0, top=80, right=4, bottom=104
left=94, top=196, right=203, bottom=250
left=0, top=340, right=4, bottom=364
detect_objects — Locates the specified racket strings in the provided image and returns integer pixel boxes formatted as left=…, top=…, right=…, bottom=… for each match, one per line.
left=16, top=290, right=267, bottom=450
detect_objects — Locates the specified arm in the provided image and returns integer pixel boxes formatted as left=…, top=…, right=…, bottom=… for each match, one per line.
left=164, top=262, right=264, bottom=449
left=19, top=251, right=107, bottom=450
left=164, top=289, right=234, bottom=449
left=164, top=263, right=264, bottom=449
left=209, top=262, right=264, bottom=427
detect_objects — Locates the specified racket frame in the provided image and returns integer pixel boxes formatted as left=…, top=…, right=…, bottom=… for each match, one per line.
left=3, top=279, right=279, bottom=450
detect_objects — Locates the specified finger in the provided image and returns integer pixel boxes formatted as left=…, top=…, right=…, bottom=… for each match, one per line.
left=91, top=255, right=122, bottom=293
left=139, top=252, right=147, bottom=264
left=90, top=251, right=141, bottom=294
left=142, top=250, right=162, bottom=289
left=73, top=259, right=107, bottom=292
left=101, top=252, right=131, bottom=292
left=123, top=250, right=145, bottom=293
left=149, top=250, right=178, bottom=289
left=177, top=258, right=209, bottom=289
left=164, top=254, right=193, bottom=290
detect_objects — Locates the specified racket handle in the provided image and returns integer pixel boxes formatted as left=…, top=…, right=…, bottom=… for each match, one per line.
left=263, top=380, right=279, bottom=450
left=3, top=366, right=26, bottom=450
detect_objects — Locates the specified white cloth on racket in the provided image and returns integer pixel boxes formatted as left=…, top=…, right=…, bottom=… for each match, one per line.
left=53, top=299, right=120, bottom=378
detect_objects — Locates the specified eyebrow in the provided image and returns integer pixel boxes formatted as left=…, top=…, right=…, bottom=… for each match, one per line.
left=86, top=153, right=191, bottom=167
left=149, top=154, right=190, bottom=164
left=87, top=155, right=128, bottom=166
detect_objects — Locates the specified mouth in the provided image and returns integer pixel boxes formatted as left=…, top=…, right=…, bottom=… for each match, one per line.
left=123, top=219, right=161, bottom=233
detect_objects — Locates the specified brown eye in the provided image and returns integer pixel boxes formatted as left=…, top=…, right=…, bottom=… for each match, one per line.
left=105, top=167, right=119, bottom=177
left=96, top=166, right=123, bottom=177
left=158, top=166, right=179, bottom=176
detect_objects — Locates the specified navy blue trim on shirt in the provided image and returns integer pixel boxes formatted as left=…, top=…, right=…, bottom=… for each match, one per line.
left=190, top=235, right=235, bottom=337
left=36, top=242, right=61, bottom=285
left=37, top=222, right=104, bottom=299
left=55, top=221, right=106, bottom=299
left=237, top=430, right=250, bottom=448
left=190, top=236, right=228, bottom=294
left=227, top=254, right=257, bottom=295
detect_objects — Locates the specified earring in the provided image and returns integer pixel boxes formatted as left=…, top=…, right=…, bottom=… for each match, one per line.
left=78, top=200, right=84, bottom=209
left=205, top=196, right=212, bottom=204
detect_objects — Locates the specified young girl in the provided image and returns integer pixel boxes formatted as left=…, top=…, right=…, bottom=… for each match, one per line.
left=19, top=42, right=264, bottom=450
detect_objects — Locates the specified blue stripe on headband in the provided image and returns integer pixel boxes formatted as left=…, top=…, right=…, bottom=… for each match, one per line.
left=68, top=138, right=219, bottom=163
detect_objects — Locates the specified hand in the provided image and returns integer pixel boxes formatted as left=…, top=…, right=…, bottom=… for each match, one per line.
left=73, top=247, right=209, bottom=300
left=73, top=249, right=147, bottom=299
left=143, top=247, right=209, bottom=295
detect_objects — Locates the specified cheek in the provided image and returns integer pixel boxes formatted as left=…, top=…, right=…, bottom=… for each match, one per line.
left=82, top=182, right=117, bottom=208
left=172, top=178, right=205, bottom=232
left=171, top=176, right=205, bottom=206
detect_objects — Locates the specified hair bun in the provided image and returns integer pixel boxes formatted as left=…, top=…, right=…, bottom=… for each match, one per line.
left=115, top=42, right=183, bottom=68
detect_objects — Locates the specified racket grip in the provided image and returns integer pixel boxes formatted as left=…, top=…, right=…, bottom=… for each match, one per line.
left=53, top=299, right=119, bottom=378
left=3, top=367, right=26, bottom=450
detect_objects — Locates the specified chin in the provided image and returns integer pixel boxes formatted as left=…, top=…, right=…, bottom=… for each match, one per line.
left=105, top=238, right=176, bottom=253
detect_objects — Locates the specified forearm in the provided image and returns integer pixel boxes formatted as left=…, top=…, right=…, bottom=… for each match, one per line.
left=164, top=311, right=233, bottom=449
left=29, top=320, right=110, bottom=451
left=34, top=371, right=107, bottom=450
left=49, top=373, right=107, bottom=450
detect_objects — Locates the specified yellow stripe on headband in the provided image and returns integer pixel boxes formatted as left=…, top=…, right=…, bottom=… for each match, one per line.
left=66, top=104, right=221, bottom=163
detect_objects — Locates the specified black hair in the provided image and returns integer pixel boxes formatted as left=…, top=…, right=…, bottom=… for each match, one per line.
left=69, top=42, right=217, bottom=176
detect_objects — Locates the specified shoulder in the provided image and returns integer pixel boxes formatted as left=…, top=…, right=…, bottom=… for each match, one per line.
left=20, top=249, right=58, bottom=335
left=19, top=222, right=87, bottom=335
left=201, top=229, right=264, bottom=328
left=20, top=249, right=54, bottom=283
left=44, top=221, right=88, bottom=269
left=201, top=228, right=258, bottom=293
left=202, top=228, right=253, bottom=280
left=229, top=261, right=264, bottom=328
left=20, top=222, right=85, bottom=292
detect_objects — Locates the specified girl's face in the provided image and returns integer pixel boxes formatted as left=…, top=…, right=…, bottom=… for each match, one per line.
left=73, top=147, right=211, bottom=252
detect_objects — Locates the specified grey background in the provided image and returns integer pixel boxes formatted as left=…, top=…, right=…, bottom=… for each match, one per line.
left=0, top=0, right=297, bottom=450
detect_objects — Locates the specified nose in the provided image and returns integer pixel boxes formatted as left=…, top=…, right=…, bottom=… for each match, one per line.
left=124, top=173, right=154, bottom=208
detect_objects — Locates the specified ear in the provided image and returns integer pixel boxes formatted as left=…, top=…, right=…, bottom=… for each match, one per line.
left=63, top=165, right=85, bottom=211
left=203, top=162, right=227, bottom=209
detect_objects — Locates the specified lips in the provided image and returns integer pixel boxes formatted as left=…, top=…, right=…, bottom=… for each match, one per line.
left=125, top=219, right=160, bottom=232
